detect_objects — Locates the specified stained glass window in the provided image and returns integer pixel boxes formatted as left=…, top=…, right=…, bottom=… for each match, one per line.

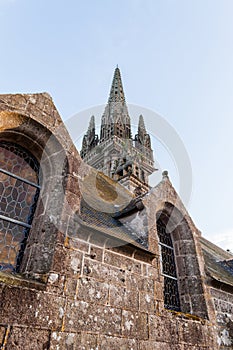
left=0, top=142, right=40, bottom=272
left=157, top=218, right=181, bottom=311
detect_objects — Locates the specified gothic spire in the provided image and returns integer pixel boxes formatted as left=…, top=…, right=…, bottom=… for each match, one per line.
left=88, top=115, right=95, bottom=133
left=135, top=114, right=152, bottom=152
left=108, top=66, right=126, bottom=103
left=80, top=115, right=99, bottom=158
left=100, top=67, right=131, bottom=142
left=80, top=67, right=155, bottom=194
left=138, top=115, right=146, bottom=132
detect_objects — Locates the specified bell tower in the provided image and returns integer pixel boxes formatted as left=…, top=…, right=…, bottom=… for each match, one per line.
left=80, top=67, right=156, bottom=195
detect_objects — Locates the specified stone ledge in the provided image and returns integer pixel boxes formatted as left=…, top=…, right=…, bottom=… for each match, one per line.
left=0, top=271, right=45, bottom=290
left=163, top=309, right=208, bottom=323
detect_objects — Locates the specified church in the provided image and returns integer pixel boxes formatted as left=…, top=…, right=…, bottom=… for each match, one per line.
left=0, top=67, right=232, bottom=349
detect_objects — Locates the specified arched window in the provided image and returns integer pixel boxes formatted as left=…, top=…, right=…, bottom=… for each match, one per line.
left=0, top=142, right=40, bottom=272
left=157, top=217, right=181, bottom=311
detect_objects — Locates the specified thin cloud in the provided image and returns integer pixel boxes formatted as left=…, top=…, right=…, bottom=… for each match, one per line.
left=208, top=229, right=233, bottom=254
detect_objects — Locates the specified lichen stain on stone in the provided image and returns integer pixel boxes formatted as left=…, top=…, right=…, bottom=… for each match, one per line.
left=59, top=307, right=64, bottom=318
left=125, top=319, right=134, bottom=331
left=48, top=273, right=58, bottom=284
left=218, top=328, right=232, bottom=346
left=52, top=332, right=61, bottom=342
left=66, top=333, right=75, bottom=345
left=96, top=291, right=101, bottom=299
left=96, top=172, right=118, bottom=201
left=70, top=257, right=80, bottom=273
left=29, top=96, right=36, bottom=104
left=79, top=301, right=89, bottom=310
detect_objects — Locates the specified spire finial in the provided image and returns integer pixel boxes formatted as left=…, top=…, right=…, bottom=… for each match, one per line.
left=108, top=66, right=125, bottom=103
left=88, top=115, right=95, bottom=131
left=162, top=170, right=169, bottom=180
left=138, top=115, right=146, bottom=130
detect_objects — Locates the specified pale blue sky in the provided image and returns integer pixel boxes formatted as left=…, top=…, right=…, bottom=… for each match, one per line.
left=1, top=0, right=233, bottom=251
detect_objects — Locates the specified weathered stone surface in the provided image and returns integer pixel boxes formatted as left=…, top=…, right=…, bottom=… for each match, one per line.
left=210, top=286, right=233, bottom=348
left=50, top=245, right=68, bottom=275
left=178, top=321, right=203, bottom=345
left=64, top=277, right=78, bottom=297
left=50, top=332, right=98, bottom=350
left=66, top=237, right=90, bottom=253
left=64, top=300, right=122, bottom=335
left=126, top=272, right=155, bottom=292
left=0, top=286, right=65, bottom=329
left=83, top=258, right=126, bottom=285
left=122, top=309, right=148, bottom=339
left=139, top=291, right=155, bottom=312
left=77, top=277, right=109, bottom=304
left=65, top=250, right=83, bottom=276
left=142, top=262, right=159, bottom=280
left=0, top=326, right=6, bottom=345
left=50, top=332, right=79, bottom=350
left=80, top=333, right=99, bottom=350
left=104, top=250, right=142, bottom=275
left=149, top=314, right=179, bottom=343
left=138, top=341, right=183, bottom=350
left=99, top=335, right=137, bottom=350
left=5, top=327, right=50, bottom=350
left=109, top=284, right=139, bottom=310
left=88, top=245, right=104, bottom=261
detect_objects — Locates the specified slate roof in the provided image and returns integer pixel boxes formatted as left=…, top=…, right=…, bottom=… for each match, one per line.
left=79, top=200, right=149, bottom=250
left=78, top=168, right=151, bottom=252
left=200, top=236, right=233, bottom=287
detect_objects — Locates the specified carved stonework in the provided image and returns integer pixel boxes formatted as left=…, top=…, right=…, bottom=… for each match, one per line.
left=80, top=67, right=156, bottom=195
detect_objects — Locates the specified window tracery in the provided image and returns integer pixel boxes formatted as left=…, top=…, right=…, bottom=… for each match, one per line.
left=0, top=142, right=40, bottom=272
left=157, top=217, right=181, bottom=311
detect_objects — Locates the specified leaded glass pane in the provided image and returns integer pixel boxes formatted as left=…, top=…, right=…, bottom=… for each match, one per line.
left=0, top=142, right=39, bottom=183
left=164, top=276, right=180, bottom=311
left=157, top=219, right=173, bottom=246
left=160, top=244, right=177, bottom=278
left=0, top=142, right=40, bottom=272
left=0, top=173, right=38, bottom=224
left=0, top=220, right=28, bottom=271
left=157, top=218, right=181, bottom=311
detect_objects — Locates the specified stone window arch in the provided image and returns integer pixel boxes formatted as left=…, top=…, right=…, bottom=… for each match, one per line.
left=0, top=141, right=40, bottom=272
left=156, top=203, right=209, bottom=319
left=0, top=111, right=76, bottom=281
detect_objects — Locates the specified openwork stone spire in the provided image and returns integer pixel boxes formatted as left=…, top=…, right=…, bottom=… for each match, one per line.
left=100, top=67, right=131, bottom=142
left=88, top=115, right=95, bottom=132
left=135, top=114, right=152, bottom=153
left=80, top=115, right=99, bottom=158
left=138, top=114, right=146, bottom=131
left=80, top=67, right=156, bottom=196
left=108, top=67, right=126, bottom=103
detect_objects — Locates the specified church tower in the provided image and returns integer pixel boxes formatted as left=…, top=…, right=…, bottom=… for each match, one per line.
left=80, top=67, right=155, bottom=195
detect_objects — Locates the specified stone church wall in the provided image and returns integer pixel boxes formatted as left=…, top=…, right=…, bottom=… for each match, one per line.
left=0, top=236, right=218, bottom=349
left=210, top=286, right=233, bottom=349
left=0, top=93, right=227, bottom=349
